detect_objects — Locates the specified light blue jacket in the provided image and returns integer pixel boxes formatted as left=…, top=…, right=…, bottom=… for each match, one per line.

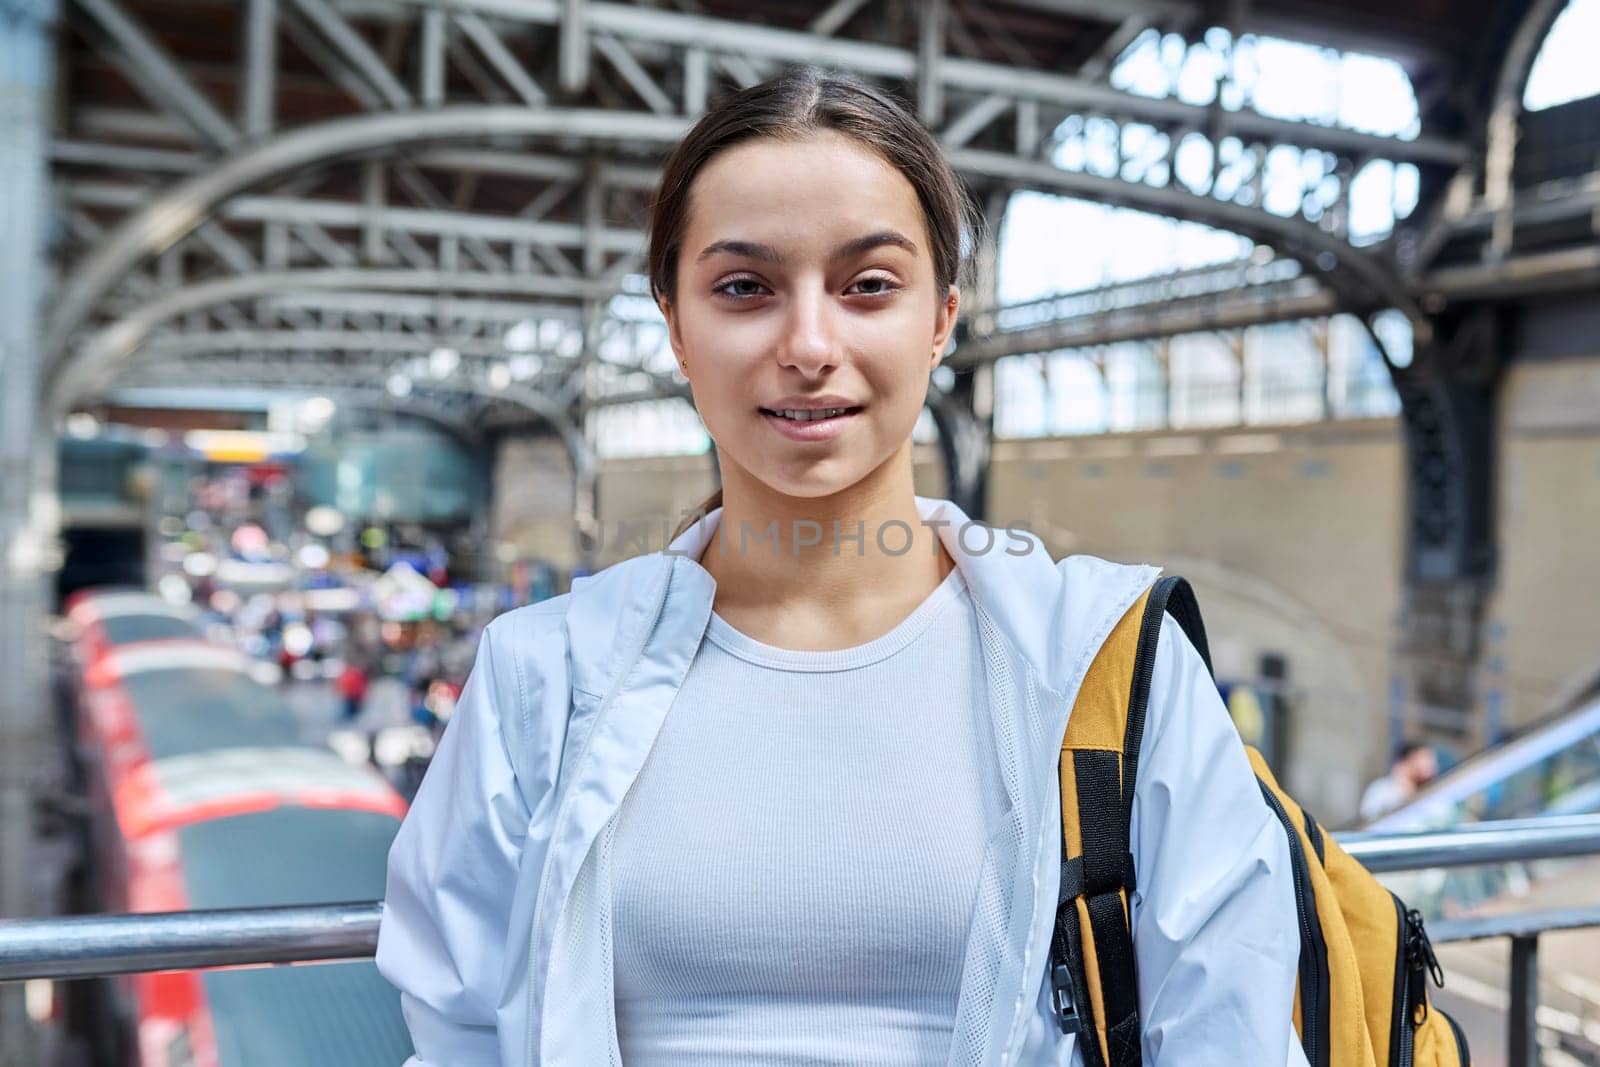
left=376, top=495, right=1308, bottom=1066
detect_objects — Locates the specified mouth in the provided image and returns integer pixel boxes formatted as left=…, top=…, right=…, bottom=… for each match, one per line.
left=757, top=405, right=865, bottom=440
left=757, top=405, right=864, bottom=422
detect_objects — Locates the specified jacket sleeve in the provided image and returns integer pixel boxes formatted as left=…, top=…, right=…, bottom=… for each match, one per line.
left=375, top=617, right=548, bottom=1066
left=1129, top=613, right=1309, bottom=1066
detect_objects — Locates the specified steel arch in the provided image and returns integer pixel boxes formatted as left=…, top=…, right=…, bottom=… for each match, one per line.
left=49, top=106, right=1435, bottom=410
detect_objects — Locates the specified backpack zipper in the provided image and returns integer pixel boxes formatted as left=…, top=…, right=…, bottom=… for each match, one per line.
left=1259, top=783, right=1331, bottom=1067
left=1389, top=893, right=1445, bottom=1067
left=1389, top=892, right=1413, bottom=1067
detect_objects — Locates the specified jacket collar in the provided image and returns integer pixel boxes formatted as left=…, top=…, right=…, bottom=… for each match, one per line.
left=634, top=493, right=1142, bottom=698
left=558, top=494, right=1161, bottom=703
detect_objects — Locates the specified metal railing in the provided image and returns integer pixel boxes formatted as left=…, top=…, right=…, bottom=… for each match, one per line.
left=4, top=815, right=1600, bottom=1065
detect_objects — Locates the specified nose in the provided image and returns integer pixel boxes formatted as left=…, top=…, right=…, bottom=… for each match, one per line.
left=778, top=282, right=837, bottom=376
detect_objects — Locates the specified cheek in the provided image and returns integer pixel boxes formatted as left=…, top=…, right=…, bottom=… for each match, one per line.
left=680, top=305, right=776, bottom=364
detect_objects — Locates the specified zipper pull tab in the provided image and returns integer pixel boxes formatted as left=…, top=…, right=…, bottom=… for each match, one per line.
left=1407, top=908, right=1445, bottom=988
left=1407, top=957, right=1430, bottom=1025
left=1403, top=907, right=1442, bottom=1025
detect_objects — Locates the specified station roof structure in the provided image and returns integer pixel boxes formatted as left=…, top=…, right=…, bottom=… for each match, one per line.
left=40, top=0, right=1585, bottom=444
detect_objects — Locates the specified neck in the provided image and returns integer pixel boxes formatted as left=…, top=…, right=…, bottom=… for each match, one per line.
left=694, top=446, right=954, bottom=618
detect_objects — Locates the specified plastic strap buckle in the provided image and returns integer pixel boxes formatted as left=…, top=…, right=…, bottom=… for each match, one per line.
left=1051, top=962, right=1081, bottom=1034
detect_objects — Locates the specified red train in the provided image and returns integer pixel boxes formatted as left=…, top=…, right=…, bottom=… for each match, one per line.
left=61, top=589, right=413, bottom=1067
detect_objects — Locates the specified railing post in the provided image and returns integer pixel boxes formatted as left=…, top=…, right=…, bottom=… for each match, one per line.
left=1508, top=934, right=1539, bottom=1067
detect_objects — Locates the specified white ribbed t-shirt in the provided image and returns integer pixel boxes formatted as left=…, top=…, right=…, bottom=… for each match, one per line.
left=609, top=563, right=999, bottom=1065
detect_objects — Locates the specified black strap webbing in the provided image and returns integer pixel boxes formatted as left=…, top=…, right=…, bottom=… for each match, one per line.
left=1052, top=900, right=1104, bottom=1066
left=1119, top=577, right=1211, bottom=829
left=1050, top=575, right=1215, bottom=1066
left=1074, top=748, right=1141, bottom=1067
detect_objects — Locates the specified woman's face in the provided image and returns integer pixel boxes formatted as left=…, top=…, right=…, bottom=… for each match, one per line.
left=659, top=131, right=959, bottom=502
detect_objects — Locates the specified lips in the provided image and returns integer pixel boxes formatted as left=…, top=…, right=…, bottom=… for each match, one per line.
left=759, top=406, right=863, bottom=442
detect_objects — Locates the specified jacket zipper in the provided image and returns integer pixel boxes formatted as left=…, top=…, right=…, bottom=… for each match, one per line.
left=525, top=559, right=676, bottom=1066
left=1259, top=784, right=1330, bottom=1067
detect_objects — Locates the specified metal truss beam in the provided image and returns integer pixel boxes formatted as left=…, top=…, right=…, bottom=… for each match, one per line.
left=67, top=0, right=240, bottom=150
left=379, top=0, right=1464, bottom=165
left=957, top=276, right=1341, bottom=364
left=246, top=290, right=589, bottom=324
left=64, top=181, right=647, bottom=255
left=44, top=105, right=688, bottom=387
left=136, top=329, right=550, bottom=360
left=946, top=145, right=1431, bottom=344
left=52, top=267, right=624, bottom=408
left=49, top=98, right=1437, bottom=409
left=241, top=0, right=277, bottom=138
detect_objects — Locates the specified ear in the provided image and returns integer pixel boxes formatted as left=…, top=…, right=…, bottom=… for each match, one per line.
left=658, top=292, right=688, bottom=371
left=930, top=284, right=960, bottom=367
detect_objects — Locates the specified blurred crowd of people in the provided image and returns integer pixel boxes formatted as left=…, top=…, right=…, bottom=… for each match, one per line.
left=150, top=461, right=562, bottom=795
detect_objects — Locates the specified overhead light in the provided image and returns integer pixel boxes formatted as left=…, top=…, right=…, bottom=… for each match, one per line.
left=64, top=413, right=100, bottom=439
left=488, top=363, right=512, bottom=391
left=305, top=506, right=345, bottom=537
left=387, top=373, right=413, bottom=398
left=181, top=429, right=305, bottom=461
left=303, top=395, right=336, bottom=423
left=429, top=347, right=460, bottom=378
left=504, top=320, right=538, bottom=352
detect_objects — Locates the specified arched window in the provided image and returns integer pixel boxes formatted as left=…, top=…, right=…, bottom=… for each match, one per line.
left=1525, top=0, right=1600, bottom=111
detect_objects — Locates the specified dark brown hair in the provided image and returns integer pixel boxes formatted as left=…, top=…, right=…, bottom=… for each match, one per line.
left=654, top=67, right=980, bottom=543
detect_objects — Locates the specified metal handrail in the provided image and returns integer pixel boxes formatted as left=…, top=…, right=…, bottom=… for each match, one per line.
left=3, top=814, right=1599, bottom=984
left=0, top=902, right=381, bottom=982
left=1340, top=812, right=1600, bottom=872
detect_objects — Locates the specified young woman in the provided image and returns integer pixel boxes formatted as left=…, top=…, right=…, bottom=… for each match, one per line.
left=377, top=67, right=1307, bottom=1066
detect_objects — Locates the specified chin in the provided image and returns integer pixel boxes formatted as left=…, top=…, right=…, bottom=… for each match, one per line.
left=746, top=464, right=871, bottom=501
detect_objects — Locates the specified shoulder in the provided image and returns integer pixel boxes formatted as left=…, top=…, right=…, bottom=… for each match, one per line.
left=1039, top=550, right=1163, bottom=693
left=479, top=551, right=671, bottom=704
left=483, top=594, right=570, bottom=646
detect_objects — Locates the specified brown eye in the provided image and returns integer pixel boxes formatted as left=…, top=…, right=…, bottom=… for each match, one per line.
left=716, top=277, right=768, bottom=299
left=848, top=275, right=899, bottom=296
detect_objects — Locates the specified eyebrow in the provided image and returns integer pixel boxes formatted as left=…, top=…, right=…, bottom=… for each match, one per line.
left=695, top=230, right=919, bottom=264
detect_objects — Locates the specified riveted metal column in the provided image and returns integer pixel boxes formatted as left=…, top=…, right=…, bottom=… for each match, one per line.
left=0, top=1, right=56, bottom=1060
left=1394, top=308, right=1503, bottom=742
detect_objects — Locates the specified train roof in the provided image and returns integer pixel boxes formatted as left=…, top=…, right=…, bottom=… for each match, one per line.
left=113, top=669, right=303, bottom=762
left=178, top=806, right=412, bottom=1066
left=67, top=589, right=197, bottom=623
left=121, top=746, right=406, bottom=837
left=200, top=960, right=413, bottom=1066
left=86, top=640, right=251, bottom=683
left=67, top=591, right=204, bottom=649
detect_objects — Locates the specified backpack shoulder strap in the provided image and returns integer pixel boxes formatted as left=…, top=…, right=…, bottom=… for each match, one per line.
left=1051, top=576, right=1211, bottom=1067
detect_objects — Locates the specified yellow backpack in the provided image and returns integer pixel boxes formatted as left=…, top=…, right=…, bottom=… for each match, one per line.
left=1051, top=576, right=1471, bottom=1067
